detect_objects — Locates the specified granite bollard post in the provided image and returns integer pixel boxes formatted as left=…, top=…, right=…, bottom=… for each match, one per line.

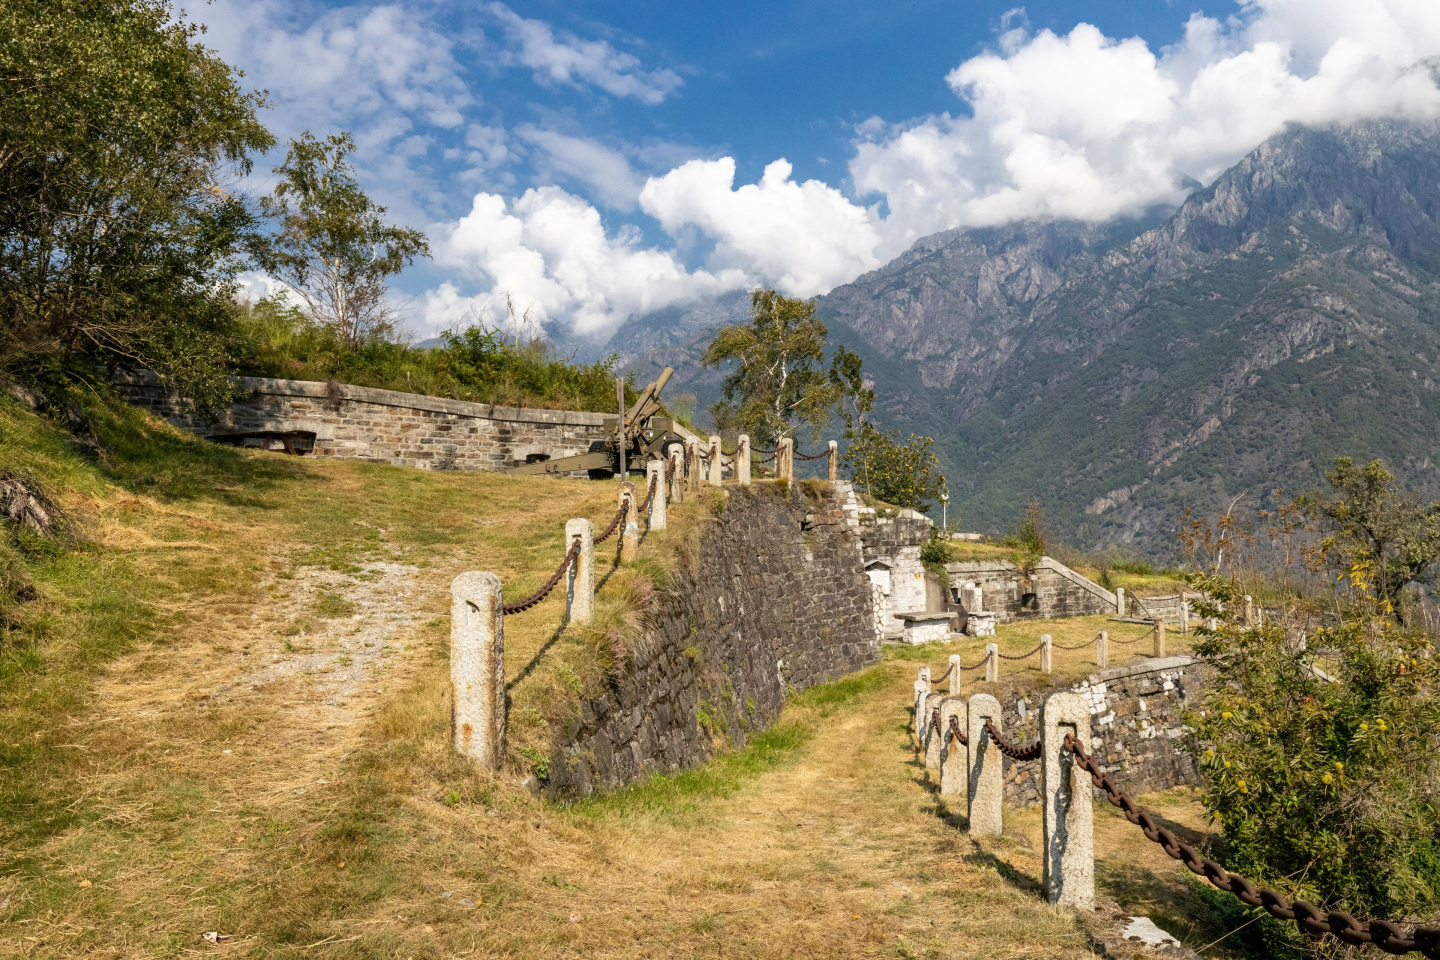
left=1180, top=600, right=1191, bottom=634
left=948, top=654, right=961, bottom=695
left=924, top=692, right=946, bottom=770
left=1153, top=619, right=1166, bottom=658
left=912, top=677, right=929, bottom=740
left=564, top=518, right=594, bottom=624
left=778, top=437, right=794, bottom=482
left=1040, top=634, right=1053, bottom=674
left=669, top=448, right=684, bottom=503
left=938, top=697, right=967, bottom=797
left=1244, top=594, right=1255, bottom=626
left=1041, top=691, right=1094, bottom=909
left=646, top=460, right=667, bottom=531
left=686, top=439, right=702, bottom=494
left=1116, top=586, right=1126, bottom=616
left=827, top=440, right=838, bottom=481
left=450, top=572, right=506, bottom=770
left=737, top=434, right=751, bottom=485
left=707, top=435, right=723, bottom=486
left=967, top=693, right=1003, bottom=836
left=984, top=643, right=999, bottom=682
left=1096, top=630, right=1109, bottom=669
left=618, top=481, right=639, bottom=564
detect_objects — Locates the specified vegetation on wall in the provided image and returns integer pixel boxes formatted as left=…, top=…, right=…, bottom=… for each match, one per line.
left=233, top=298, right=637, bottom=412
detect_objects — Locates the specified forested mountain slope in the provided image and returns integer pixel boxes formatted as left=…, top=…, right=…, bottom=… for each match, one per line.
left=608, top=119, right=1440, bottom=555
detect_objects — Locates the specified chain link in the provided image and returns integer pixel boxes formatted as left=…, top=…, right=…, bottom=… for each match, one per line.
left=594, top=497, right=629, bottom=544
left=948, top=714, right=968, bottom=746
left=1109, top=626, right=1152, bottom=646
left=502, top=538, right=582, bottom=615
left=1051, top=635, right=1098, bottom=651
left=795, top=448, right=830, bottom=461
left=996, top=641, right=1045, bottom=661
left=1061, top=733, right=1440, bottom=957
left=983, top=718, right=1042, bottom=761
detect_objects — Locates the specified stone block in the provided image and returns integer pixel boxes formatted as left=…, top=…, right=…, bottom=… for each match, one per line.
left=967, top=694, right=1004, bottom=836
left=451, top=572, right=505, bottom=770
left=1041, top=691, right=1093, bottom=909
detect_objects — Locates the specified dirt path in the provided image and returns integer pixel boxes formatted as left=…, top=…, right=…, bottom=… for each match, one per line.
left=406, top=664, right=1221, bottom=960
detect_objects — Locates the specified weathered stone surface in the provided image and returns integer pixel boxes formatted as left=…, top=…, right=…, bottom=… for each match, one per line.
left=998, top=656, right=1205, bottom=809
left=923, top=692, right=946, bottom=769
left=646, top=461, right=667, bottom=531
left=938, top=697, right=967, bottom=797
left=565, top=519, right=594, bottom=624
left=548, top=483, right=881, bottom=798
left=945, top=556, right=1115, bottom=625
left=451, top=572, right=505, bottom=769
left=115, top=371, right=623, bottom=475
left=967, top=693, right=1004, bottom=836
left=1042, top=691, right=1094, bottom=909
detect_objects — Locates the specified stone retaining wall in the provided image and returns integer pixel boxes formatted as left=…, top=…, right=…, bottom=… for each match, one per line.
left=944, top=556, right=1117, bottom=625
left=988, top=656, right=1204, bottom=807
left=115, top=370, right=615, bottom=474
left=547, top=481, right=882, bottom=798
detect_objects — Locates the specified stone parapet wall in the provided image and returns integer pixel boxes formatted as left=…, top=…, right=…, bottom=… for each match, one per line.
left=548, top=482, right=882, bottom=798
left=945, top=556, right=1116, bottom=625
left=989, top=656, right=1204, bottom=807
left=114, top=370, right=614, bottom=474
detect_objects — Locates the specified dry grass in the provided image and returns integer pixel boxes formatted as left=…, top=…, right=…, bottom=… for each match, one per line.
left=1, top=400, right=1248, bottom=958
left=887, top=614, right=1195, bottom=697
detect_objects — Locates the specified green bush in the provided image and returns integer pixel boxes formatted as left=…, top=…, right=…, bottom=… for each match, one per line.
left=232, top=298, right=635, bottom=412
left=1188, top=577, right=1440, bottom=953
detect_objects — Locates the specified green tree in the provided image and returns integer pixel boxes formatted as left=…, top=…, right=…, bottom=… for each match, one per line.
left=250, top=133, right=429, bottom=347
left=842, top=422, right=947, bottom=511
left=1189, top=577, right=1440, bottom=956
left=0, top=0, right=274, bottom=409
left=701, top=289, right=852, bottom=446
left=1301, top=458, right=1440, bottom=625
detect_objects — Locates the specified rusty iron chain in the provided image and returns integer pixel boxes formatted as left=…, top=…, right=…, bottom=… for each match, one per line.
left=996, top=641, right=1045, bottom=661
left=794, top=448, right=830, bottom=461
left=983, top=718, right=1042, bottom=762
left=928, top=663, right=954, bottom=685
left=1061, top=733, right=1440, bottom=958
left=502, top=538, right=582, bottom=615
left=637, top=473, right=659, bottom=513
left=959, top=651, right=991, bottom=671
left=948, top=714, right=968, bottom=746
left=593, top=497, right=629, bottom=544
left=1051, top=636, right=1098, bottom=651
left=1109, top=626, right=1152, bottom=646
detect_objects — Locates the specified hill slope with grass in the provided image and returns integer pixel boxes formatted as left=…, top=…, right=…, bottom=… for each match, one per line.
left=2, top=392, right=1256, bottom=958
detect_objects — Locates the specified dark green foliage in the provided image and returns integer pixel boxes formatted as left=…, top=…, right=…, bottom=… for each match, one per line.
left=233, top=299, right=635, bottom=412
left=249, top=133, right=429, bottom=346
left=0, top=0, right=273, bottom=411
left=842, top=422, right=947, bottom=511
left=1300, top=457, right=1440, bottom=625
left=1188, top=579, right=1440, bottom=953
left=702, top=289, right=850, bottom=446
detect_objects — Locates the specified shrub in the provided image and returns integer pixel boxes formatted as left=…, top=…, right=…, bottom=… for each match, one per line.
left=232, top=298, right=636, bottom=413
left=1188, top=576, right=1440, bottom=952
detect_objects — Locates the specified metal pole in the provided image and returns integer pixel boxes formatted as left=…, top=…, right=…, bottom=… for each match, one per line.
left=615, top=377, right=626, bottom=478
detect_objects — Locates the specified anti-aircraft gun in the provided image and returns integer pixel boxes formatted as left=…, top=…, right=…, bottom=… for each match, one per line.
left=506, top=366, right=690, bottom=477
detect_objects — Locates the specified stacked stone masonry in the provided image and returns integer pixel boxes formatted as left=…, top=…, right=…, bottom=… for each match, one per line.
left=114, top=370, right=616, bottom=475
left=990, top=656, right=1205, bottom=808
left=548, top=482, right=881, bottom=798
left=944, top=557, right=1117, bottom=625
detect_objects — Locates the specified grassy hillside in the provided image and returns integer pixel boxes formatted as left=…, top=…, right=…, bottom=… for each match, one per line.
left=1, top=395, right=1251, bottom=958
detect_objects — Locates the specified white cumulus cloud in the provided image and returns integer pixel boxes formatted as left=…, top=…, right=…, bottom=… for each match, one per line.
left=422, top=0, right=1440, bottom=338
left=851, top=0, right=1440, bottom=253
left=639, top=158, right=882, bottom=298
left=486, top=3, right=683, bottom=105
left=425, top=187, right=747, bottom=337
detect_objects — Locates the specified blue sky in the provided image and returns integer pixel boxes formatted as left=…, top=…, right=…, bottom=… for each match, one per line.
left=201, top=0, right=1440, bottom=339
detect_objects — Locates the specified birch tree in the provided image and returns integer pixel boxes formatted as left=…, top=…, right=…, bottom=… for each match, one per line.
left=700, top=289, right=848, bottom=446
left=250, top=133, right=428, bottom=347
